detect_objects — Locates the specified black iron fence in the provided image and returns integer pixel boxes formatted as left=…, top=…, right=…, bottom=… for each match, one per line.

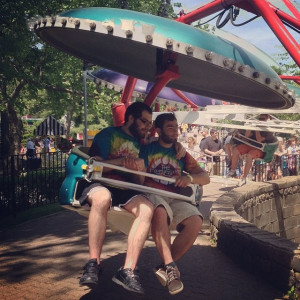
left=186, top=148, right=300, bottom=179
left=1, top=148, right=299, bottom=218
left=0, top=151, right=68, bottom=217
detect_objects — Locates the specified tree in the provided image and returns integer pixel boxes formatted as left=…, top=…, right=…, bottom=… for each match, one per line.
left=0, top=0, right=170, bottom=156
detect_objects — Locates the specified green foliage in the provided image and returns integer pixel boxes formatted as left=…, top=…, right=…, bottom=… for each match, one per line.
left=0, top=0, right=167, bottom=156
left=283, top=285, right=299, bottom=300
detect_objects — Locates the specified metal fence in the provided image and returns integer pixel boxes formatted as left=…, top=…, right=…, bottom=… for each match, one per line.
left=186, top=148, right=300, bottom=179
left=1, top=147, right=299, bottom=218
left=0, top=151, right=68, bottom=217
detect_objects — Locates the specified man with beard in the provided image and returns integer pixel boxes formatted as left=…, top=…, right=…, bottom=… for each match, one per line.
left=139, top=113, right=210, bottom=295
left=78, top=102, right=153, bottom=295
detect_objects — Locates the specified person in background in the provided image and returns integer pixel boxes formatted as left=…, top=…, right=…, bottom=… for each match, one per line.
left=34, top=138, right=42, bottom=154
left=287, top=137, right=298, bottom=175
left=42, top=136, right=50, bottom=153
left=139, top=113, right=210, bottom=295
left=26, top=138, right=36, bottom=158
left=202, top=129, right=224, bottom=176
left=272, top=137, right=287, bottom=179
left=227, top=114, right=277, bottom=186
left=199, top=128, right=209, bottom=153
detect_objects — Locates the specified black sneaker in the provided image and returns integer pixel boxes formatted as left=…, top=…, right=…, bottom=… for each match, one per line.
left=79, top=258, right=101, bottom=287
left=112, top=267, right=145, bottom=295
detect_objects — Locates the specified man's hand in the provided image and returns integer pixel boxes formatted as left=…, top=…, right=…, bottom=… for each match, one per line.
left=123, top=157, right=145, bottom=171
left=174, top=175, right=191, bottom=188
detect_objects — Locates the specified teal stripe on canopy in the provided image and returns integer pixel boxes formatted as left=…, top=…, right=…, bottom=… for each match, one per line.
left=60, top=7, right=279, bottom=79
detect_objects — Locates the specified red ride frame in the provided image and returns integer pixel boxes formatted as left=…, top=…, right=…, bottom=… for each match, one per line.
left=114, top=0, right=300, bottom=125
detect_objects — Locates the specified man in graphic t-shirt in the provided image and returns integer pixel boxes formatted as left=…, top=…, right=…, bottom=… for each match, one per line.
left=139, top=113, right=210, bottom=295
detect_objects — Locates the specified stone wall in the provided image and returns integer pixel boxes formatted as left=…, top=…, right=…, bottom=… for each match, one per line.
left=210, top=176, right=300, bottom=292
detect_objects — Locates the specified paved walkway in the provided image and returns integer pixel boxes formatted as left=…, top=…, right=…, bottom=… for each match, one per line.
left=0, top=180, right=284, bottom=300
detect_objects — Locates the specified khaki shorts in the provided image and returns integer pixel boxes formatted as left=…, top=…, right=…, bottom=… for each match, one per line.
left=146, top=193, right=203, bottom=231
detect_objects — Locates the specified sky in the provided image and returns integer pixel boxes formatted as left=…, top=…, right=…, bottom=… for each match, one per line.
left=172, top=0, right=300, bottom=65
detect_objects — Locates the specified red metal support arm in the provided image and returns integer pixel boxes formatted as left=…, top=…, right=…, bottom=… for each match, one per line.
left=268, top=3, right=300, bottom=30
left=175, top=0, right=238, bottom=24
left=144, top=65, right=180, bottom=107
left=120, top=76, right=138, bottom=107
left=171, top=88, right=198, bottom=109
left=251, top=0, right=300, bottom=67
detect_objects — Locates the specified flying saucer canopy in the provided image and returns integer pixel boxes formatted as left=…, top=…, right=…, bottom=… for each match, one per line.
left=33, top=7, right=295, bottom=109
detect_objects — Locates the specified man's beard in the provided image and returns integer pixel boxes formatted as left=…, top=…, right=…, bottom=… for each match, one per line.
left=129, top=120, right=145, bottom=139
left=161, top=131, right=176, bottom=144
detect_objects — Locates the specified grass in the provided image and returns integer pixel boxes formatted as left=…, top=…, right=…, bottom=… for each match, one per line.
left=0, top=203, right=65, bottom=231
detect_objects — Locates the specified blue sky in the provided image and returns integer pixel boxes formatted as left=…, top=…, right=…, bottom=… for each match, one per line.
left=172, top=0, right=300, bottom=63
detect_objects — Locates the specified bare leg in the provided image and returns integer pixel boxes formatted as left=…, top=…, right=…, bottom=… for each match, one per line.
left=225, top=144, right=232, bottom=162
left=171, top=215, right=202, bottom=262
left=151, top=206, right=173, bottom=265
left=241, top=153, right=253, bottom=179
left=87, top=188, right=111, bottom=264
left=230, top=147, right=240, bottom=171
left=123, top=196, right=153, bottom=270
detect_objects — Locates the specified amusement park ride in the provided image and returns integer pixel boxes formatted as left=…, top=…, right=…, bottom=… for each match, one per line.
left=30, top=0, right=300, bottom=209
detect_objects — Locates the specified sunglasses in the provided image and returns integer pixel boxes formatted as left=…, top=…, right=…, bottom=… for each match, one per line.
left=138, top=117, right=152, bottom=127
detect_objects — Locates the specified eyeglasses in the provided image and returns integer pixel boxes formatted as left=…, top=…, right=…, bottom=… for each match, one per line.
left=138, top=118, right=152, bottom=127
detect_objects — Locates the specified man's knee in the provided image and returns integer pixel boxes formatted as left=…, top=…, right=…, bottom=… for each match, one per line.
left=180, top=215, right=203, bottom=232
left=88, top=189, right=111, bottom=210
left=152, top=205, right=168, bottom=223
left=125, top=196, right=153, bottom=218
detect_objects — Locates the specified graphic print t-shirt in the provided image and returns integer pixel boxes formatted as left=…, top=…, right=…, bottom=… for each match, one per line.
left=139, top=141, right=198, bottom=193
left=89, top=127, right=140, bottom=181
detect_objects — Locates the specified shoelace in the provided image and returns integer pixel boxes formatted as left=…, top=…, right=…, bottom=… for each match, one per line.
left=126, top=269, right=140, bottom=282
left=84, top=261, right=99, bottom=274
left=165, top=267, right=178, bottom=283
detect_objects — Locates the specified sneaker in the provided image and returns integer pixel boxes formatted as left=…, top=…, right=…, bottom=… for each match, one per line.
left=165, top=265, right=184, bottom=295
left=153, top=264, right=167, bottom=286
left=227, top=170, right=236, bottom=178
left=112, top=267, right=145, bottom=295
left=238, top=177, right=246, bottom=186
left=79, top=258, right=101, bottom=287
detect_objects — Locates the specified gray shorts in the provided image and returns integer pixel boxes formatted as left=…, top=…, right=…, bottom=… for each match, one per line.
left=78, top=182, right=146, bottom=207
left=146, top=193, right=203, bottom=231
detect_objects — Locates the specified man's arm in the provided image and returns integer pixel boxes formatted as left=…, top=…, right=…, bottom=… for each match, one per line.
left=174, top=165, right=210, bottom=188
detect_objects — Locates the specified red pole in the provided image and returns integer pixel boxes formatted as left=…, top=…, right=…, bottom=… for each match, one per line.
left=280, top=75, right=300, bottom=82
left=250, top=0, right=300, bottom=67
left=120, top=76, right=137, bottom=107
left=171, top=88, right=198, bottom=109
left=175, top=0, right=238, bottom=24
left=269, top=3, right=300, bottom=30
left=144, top=66, right=180, bottom=107
left=154, top=102, right=160, bottom=112
left=282, top=0, right=300, bottom=20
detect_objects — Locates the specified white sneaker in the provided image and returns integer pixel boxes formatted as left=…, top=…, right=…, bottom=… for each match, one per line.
left=238, top=178, right=246, bottom=186
left=227, top=170, right=236, bottom=178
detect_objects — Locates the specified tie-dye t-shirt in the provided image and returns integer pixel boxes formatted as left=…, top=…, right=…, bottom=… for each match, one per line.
left=139, top=141, right=198, bottom=193
left=89, top=127, right=140, bottom=181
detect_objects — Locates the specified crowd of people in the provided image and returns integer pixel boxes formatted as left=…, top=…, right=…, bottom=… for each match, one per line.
left=178, top=115, right=300, bottom=186
left=22, top=137, right=54, bottom=158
